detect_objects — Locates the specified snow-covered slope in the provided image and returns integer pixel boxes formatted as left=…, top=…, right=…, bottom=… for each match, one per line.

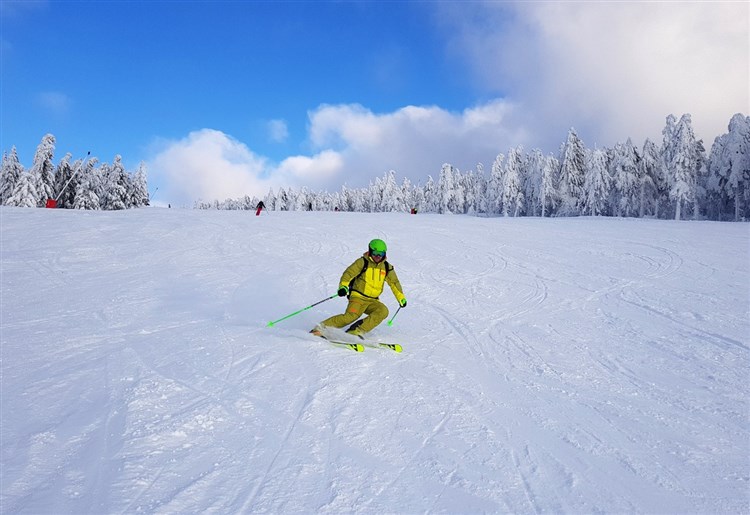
left=1, top=207, right=748, bottom=514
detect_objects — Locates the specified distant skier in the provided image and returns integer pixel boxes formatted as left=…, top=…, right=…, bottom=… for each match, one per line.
left=255, top=200, right=265, bottom=216
left=311, top=239, right=407, bottom=339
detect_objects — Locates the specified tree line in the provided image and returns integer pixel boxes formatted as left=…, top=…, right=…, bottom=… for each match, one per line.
left=3, top=113, right=748, bottom=220
left=0, top=134, right=149, bottom=210
left=198, top=113, right=749, bottom=221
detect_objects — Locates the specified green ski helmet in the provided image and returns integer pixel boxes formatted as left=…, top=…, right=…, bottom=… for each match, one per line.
left=368, top=238, right=387, bottom=257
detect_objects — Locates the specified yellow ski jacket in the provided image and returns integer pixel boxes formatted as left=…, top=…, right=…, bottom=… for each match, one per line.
left=339, top=253, right=406, bottom=303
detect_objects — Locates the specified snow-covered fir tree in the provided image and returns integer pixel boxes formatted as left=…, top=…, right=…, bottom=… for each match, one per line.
left=29, top=134, right=56, bottom=206
left=707, top=113, right=750, bottom=221
left=665, top=114, right=702, bottom=220
left=276, top=187, right=290, bottom=211
left=130, top=162, right=150, bottom=207
left=381, top=170, right=405, bottom=212
left=540, top=153, right=559, bottom=217
left=584, top=148, right=611, bottom=216
left=6, top=171, right=38, bottom=208
left=263, top=188, right=276, bottom=211
left=0, top=147, right=24, bottom=204
left=437, top=164, right=462, bottom=214
left=73, top=158, right=101, bottom=210
left=471, top=163, right=489, bottom=215
left=410, top=180, right=426, bottom=213
left=523, top=151, right=543, bottom=216
left=558, top=128, right=586, bottom=216
left=422, top=175, right=437, bottom=213
left=611, top=138, right=641, bottom=217
left=53, top=154, right=76, bottom=208
left=488, top=153, right=505, bottom=215
left=291, top=187, right=308, bottom=211
left=399, top=177, right=414, bottom=213
left=640, top=139, right=662, bottom=218
left=100, top=157, right=128, bottom=210
left=502, top=146, right=525, bottom=217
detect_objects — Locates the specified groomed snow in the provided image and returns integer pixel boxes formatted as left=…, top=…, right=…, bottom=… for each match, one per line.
left=1, top=207, right=748, bottom=514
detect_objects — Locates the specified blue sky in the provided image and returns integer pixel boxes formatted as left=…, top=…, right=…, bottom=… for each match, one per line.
left=2, top=1, right=748, bottom=206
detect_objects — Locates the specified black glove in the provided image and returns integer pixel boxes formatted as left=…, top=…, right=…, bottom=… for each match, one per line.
left=400, top=298, right=407, bottom=307
left=338, top=286, right=349, bottom=297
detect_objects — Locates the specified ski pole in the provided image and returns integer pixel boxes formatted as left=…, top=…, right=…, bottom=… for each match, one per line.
left=267, top=294, right=338, bottom=327
left=387, top=306, right=402, bottom=326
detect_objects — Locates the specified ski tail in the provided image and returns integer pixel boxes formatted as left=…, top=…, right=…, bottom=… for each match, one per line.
left=332, top=340, right=365, bottom=352
left=314, top=334, right=364, bottom=352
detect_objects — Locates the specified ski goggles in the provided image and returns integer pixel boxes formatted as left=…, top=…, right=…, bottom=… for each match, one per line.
left=370, top=250, right=386, bottom=258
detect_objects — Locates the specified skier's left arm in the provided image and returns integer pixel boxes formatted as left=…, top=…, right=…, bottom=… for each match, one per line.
left=386, top=267, right=407, bottom=307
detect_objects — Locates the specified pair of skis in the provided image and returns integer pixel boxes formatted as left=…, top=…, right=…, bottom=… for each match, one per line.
left=315, top=334, right=402, bottom=353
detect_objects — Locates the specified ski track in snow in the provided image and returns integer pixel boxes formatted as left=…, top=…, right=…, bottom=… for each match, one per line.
left=1, top=207, right=748, bottom=514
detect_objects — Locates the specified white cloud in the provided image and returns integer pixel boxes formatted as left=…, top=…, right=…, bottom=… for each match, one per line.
left=305, top=100, right=524, bottom=185
left=276, top=150, right=344, bottom=181
left=267, top=119, right=289, bottom=143
left=148, top=129, right=272, bottom=205
left=438, top=1, right=749, bottom=149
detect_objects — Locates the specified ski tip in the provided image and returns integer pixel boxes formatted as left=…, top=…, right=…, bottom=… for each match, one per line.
left=267, top=321, right=274, bottom=327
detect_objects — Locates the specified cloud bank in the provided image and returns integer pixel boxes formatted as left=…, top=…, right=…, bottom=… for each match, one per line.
left=439, top=1, right=748, bottom=150
left=147, top=101, right=521, bottom=205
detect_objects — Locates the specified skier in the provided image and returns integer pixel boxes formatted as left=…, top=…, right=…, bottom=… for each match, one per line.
left=255, top=200, right=265, bottom=216
left=311, top=239, right=407, bottom=339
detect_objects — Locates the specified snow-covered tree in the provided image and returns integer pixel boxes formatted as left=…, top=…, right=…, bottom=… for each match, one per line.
left=437, top=164, right=462, bottom=214
left=350, top=186, right=367, bottom=212
left=381, top=170, right=405, bottom=212
left=502, top=146, right=525, bottom=217
left=130, top=162, right=149, bottom=207
left=276, top=187, right=290, bottom=211
left=524, top=150, right=543, bottom=216
left=640, top=139, right=662, bottom=218
left=101, top=156, right=128, bottom=210
left=665, top=114, right=702, bottom=220
left=611, top=139, right=641, bottom=217
left=422, top=176, right=437, bottom=213
left=53, top=154, right=76, bottom=208
left=708, top=113, right=750, bottom=221
left=540, top=153, right=559, bottom=217
left=73, top=158, right=101, bottom=210
left=399, top=177, right=414, bottom=213
left=408, top=180, right=425, bottom=213
left=558, top=128, right=586, bottom=216
left=488, top=153, right=505, bottom=215
left=0, top=147, right=24, bottom=204
left=291, top=187, right=308, bottom=211
left=6, top=171, right=38, bottom=208
left=471, top=163, right=488, bottom=215
left=29, top=134, right=56, bottom=206
left=584, top=148, right=611, bottom=216
left=368, top=175, right=384, bottom=212
left=263, top=188, right=277, bottom=211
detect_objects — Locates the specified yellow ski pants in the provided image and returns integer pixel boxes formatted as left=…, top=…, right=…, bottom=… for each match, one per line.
left=320, top=296, right=389, bottom=333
